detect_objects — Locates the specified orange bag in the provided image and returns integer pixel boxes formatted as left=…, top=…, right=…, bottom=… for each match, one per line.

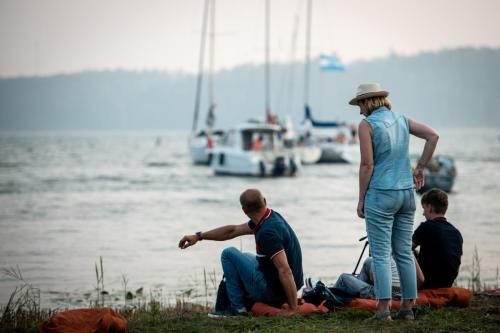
left=40, top=308, right=127, bottom=333
left=343, top=287, right=472, bottom=311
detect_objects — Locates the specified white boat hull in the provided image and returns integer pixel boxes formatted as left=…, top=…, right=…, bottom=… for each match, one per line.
left=318, top=142, right=360, bottom=164
left=297, top=145, right=322, bottom=165
left=211, top=148, right=300, bottom=177
left=188, top=136, right=213, bottom=165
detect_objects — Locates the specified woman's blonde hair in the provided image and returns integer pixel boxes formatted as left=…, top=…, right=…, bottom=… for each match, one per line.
left=359, top=97, right=392, bottom=116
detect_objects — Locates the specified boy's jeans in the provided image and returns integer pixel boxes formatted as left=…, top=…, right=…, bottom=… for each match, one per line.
left=364, top=188, right=417, bottom=300
left=220, top=247, right=285, bottom=310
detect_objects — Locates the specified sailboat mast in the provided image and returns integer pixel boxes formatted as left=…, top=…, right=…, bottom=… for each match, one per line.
left=192, top=0, right=210, bottom=134
left=208, top=0, right=215, bottom=110
left=265, top=0, right=271, bottom=120
left=304, top=0, right=312, bottom=106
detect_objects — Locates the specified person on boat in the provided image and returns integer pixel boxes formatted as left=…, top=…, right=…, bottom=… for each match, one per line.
left=178, top=189, right=303, bottom=317
left=251, top=135, right=264, bottom=151
left=351, top=83, right=439, bottom=320
left=413, top=188, right=463, bottom=289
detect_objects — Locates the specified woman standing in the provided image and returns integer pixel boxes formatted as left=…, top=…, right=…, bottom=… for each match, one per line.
left=350, top=83, right=439, bottom=320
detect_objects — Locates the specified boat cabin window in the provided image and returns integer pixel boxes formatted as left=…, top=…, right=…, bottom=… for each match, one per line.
left=242, top=130, right=276, bottom=151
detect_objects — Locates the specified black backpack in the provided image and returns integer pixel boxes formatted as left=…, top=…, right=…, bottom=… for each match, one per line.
left=215, top=276, right=255, bottom=311
left=302, top=281, right=355, bottom=310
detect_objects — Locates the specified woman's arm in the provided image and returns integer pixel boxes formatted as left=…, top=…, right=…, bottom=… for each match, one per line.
left=408, top=119, right=439, bottom=191
left=357, top=120, right=374, bottom=218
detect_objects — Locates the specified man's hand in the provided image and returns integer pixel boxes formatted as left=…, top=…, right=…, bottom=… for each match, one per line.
left=178, top=235, right=198, bottom=249
left=413, top=166, right=425, bottom=191
left=357, top=199, right=365, bottom=219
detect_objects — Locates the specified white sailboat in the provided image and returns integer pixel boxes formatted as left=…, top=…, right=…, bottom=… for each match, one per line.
left=300, top=0, right=359, bottom=164
left=189, top=0, right=222, bottom=165
left=210, top=0, right=301, bottom=177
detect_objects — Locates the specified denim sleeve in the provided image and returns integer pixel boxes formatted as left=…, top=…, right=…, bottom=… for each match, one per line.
left=259, top=230, right=284, bottom=258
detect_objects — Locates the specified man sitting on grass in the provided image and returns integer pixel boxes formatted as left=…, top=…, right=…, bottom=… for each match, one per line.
left=413, top=188, right=463, bottom=289
left=178, top=189, right=303, bottom=317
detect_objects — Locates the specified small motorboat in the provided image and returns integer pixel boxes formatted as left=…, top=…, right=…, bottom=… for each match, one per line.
left=318, top=139, right=360, bottom=164
left=411, top=155, right=457, bottom=193
left=211, top=123, right=301, bottom=177
left=305, top=126, right=359, bottom=164
left=296, top=143, right=322, bottom=165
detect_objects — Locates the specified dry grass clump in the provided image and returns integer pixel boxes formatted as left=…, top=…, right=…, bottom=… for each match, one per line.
left=0, top=266, right=55, bottom=329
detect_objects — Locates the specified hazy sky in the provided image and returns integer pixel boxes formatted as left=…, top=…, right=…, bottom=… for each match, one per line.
left=1, top=0, right=499, bottom=77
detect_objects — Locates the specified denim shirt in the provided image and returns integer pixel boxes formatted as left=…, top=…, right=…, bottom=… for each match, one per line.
left=365, top=107, right=413, bottom=190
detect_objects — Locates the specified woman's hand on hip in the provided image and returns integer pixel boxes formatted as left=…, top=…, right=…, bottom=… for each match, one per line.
left=357, top=200, right=365, bottom=219
left=413, top=166, right=425, bottom=191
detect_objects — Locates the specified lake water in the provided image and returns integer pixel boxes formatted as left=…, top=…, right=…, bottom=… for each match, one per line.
left=0, top=128, right=499, bottom=308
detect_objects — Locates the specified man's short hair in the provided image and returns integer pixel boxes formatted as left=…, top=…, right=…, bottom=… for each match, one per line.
left=421, top=188, right=448, bottom=214
left=240, top=189, right=266, bottom=213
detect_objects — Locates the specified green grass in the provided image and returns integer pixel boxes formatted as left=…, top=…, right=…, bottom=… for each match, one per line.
left=123, top=297, right=500, bottom=333
left=0, top=296, right=498, bottom=332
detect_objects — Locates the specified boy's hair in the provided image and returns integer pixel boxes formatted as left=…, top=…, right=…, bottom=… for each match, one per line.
left=421, top=188, right=448, bottom=214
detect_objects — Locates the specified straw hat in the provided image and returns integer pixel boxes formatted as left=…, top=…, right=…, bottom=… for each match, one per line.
left=349, top=83, right=389, bottom=105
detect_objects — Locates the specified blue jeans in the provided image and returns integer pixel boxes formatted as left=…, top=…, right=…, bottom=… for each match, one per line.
left=334, top=273, right=374, bottom=299
left=220, top=247, right=285, bottom=310
left=364, top=188, right=417, bottom=300
left=334, top=258, right=401, bottom=299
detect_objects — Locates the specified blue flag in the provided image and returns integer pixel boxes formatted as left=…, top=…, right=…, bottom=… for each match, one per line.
left=319, top=54, right=345, bottom=71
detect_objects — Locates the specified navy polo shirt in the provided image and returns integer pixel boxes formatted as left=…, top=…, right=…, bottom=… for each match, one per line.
left=248, top=209, right=303, bottom=292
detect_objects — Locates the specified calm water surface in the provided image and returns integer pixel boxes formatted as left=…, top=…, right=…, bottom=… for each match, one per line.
left=0, top=128, right=499, bottom=307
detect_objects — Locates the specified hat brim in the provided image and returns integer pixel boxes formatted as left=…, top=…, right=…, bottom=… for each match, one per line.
left=349, top=91, right=389, bottom=106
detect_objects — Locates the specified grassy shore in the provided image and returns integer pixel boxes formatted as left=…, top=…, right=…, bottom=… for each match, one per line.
left=1, top=296, right=498, bottom=333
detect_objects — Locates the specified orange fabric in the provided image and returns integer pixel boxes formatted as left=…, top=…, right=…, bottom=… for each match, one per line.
left=251, top=140, right=263, bottom=151
left=207, top=136, right=214, bottom=149
left=40, top=308, right=127, bottom=333
left=343, top=287, right=472, bottom=311
left=251, top=298, right=329, bottom=316
left=419, top=287, right=472, bottom=308
left=251, top=288, right=472, bottom=316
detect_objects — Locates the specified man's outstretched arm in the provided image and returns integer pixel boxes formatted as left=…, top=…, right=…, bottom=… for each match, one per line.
left=272, top=251, right=298, bottom=312
left=178, top=223, right=252, bottom=249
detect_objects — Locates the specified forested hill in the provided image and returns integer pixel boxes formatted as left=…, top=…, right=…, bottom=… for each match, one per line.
left=1, top=47, right=499, bottom=130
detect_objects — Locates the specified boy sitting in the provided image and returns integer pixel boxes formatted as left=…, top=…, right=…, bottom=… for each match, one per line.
left=413, top=188, right=463, bottom=289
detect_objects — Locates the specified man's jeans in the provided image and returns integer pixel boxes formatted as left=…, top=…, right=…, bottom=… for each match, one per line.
left=364, top=188, right=417, bottom=300
left=220, top=247, right=285, bottom=310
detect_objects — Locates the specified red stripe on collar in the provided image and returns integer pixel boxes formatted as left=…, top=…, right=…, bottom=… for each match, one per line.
left=253, top=208, right=271, bottom=234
